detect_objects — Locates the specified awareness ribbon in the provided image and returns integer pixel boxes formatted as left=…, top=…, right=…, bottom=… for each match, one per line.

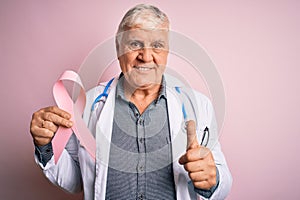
left=52, top=70, right=96, bottom=163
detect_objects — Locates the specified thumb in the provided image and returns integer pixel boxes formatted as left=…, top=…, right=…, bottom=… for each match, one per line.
left=186, top=120, right=199, bottom=150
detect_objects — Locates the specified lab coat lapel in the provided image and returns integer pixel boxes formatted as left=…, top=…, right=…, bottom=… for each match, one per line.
left=167, top=85, right=198, bottom=200
left=94, top=78, right=118, bottom=200
left=166, top=87, right=189, bottom=192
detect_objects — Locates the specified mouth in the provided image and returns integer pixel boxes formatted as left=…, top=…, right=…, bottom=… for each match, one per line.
left=134, top=66, right=153, bottom=71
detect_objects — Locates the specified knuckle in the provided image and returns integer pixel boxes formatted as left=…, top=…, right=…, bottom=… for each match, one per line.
left=34, top=137, right=41, bottom=145
left=207, top=163, right=215, bottom=171
left=62, top=118, right=68, bottom=125
left=184, top=163, right=191, bottom=172
left=53, top=125, right=59, bottom=133
left=44, top=129, right=55, bottom=138
left=48, top=106, right=55, bottom=112
left=30, top=126, right=37, bottom=135
left=36, top=128, right=50, bottom=138
left=50, top=122, right=58, bottom=132
left=35, top=107, right=47, bottom=115
left=207, top=177, right=216, bottom=187
left=32, top=111, right=41, bottom=120
left=189, top=172, right=196, bottom=180
left=34, top=137, right=44, bottom=145
left=32, top=112, right=37, bottom=119
left=32, top=107, right=53, bottom=120
left=43, top=112, right=49, bottom=120
left=210, top=169, right=217, bottom=178
left=211, top=178, right=217, bottom=186
left=30, top=118, right=36, bottom=128
left=58, top=118, right=66, bottom=126
left=186, top=151, right=193, bottom=161
left=44, top=112, right=53, bottom=122
left=48, top=106, right=57, bottom=112
left=194, top=182, right=203, bottom=189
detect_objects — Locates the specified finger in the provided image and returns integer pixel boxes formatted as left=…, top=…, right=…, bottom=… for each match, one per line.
left=44, top=106, right=71, bottom=119
left=183, top=160, right=204, bottom=172
left=42, top=120, right=58, bottom=133
left=42, top=112, right=73, bottom=128
left=194, top=181, right=212, bottom=190
left=189, top=171, right=208, bottom=182
left=31, top=126, right=56, bottom=139
left=34, top=136, right=53, bottom=146
left=179, top=147, right=210, bottom=164
left=31, top=126, right=56, bottom=146
left=186, top=120, right=199, bottom=150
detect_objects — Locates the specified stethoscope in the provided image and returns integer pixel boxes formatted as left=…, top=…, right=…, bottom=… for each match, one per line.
left=90, top=78, right=209, bottom=147
left=91, top=78, right=115, bottom=112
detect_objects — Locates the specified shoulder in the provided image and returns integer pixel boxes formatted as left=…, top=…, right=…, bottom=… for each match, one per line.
left=192, top=90, right=214, bottom=112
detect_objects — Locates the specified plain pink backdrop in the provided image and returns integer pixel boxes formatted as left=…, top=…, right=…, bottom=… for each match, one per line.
left=1, top=0, right=300, bottom=199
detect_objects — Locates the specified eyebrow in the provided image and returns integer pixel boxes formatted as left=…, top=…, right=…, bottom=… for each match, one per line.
left=126, top=39, right=143, bottom=44
left=152, top=40, right=166, bottom=44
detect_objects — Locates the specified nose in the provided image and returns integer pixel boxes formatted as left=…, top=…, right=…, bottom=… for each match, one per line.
left=138, top=47, right=153, bottom=63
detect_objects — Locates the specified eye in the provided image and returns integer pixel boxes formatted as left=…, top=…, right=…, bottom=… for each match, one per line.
left=152, top=42, right=164, bottom=49
left=129, top=41, right=143, bottom=50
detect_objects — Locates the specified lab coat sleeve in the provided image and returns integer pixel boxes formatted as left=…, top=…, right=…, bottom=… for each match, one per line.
left=34, top=133, right=83, bottom=193
left=195, top=93, right=233, bottom=200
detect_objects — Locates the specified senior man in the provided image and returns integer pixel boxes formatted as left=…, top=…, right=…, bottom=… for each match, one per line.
left=30, top=4, right=232, bottom=200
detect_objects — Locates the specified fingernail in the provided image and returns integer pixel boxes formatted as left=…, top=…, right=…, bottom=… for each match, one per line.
left=67, top=121, right=73, bottom=127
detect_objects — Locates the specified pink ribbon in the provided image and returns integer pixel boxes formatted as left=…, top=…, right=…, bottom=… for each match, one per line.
left=52, top=70, right=96, bottom=163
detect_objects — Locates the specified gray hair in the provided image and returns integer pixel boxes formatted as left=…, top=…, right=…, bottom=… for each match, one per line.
left=117, top=4, right=169, bottom=33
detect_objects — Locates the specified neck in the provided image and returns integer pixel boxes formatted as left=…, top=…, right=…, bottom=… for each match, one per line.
left=123, top=79, right=162, bottom=114
left=123, top=79, right=162, bottom=100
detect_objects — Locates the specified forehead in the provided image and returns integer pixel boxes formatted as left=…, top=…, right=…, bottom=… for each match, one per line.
left=121, top=28, right=169, bottom=42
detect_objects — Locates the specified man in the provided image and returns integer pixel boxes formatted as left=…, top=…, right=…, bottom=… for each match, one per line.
left=30, top=4, right=232, bottom=200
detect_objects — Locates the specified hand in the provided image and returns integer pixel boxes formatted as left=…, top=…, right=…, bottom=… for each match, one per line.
left=179, top=120, right=217, bottom=190
left=30, top=106, right=73, bottom=146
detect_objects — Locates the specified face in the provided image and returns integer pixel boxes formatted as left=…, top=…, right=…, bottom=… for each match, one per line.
left=117, top=24, right=169, bottom=90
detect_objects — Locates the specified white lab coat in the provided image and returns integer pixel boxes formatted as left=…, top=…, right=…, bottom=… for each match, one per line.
left=35, top=76, right=232, bottom=200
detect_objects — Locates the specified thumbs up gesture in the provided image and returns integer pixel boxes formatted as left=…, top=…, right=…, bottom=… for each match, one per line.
left=179, top=120, right=217, bottom=190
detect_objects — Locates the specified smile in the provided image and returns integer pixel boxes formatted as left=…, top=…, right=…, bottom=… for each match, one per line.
left=134, top=66, right=153, bottom=71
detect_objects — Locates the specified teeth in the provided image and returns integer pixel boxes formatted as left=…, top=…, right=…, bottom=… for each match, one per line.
left=136, top=67, right=151, bottom=71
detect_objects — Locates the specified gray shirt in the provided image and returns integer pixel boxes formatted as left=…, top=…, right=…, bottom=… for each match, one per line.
left=105, top=76, right=176, bottom=200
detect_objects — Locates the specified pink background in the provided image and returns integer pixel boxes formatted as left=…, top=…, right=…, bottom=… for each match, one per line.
left=1, top=0, right=300, bottom=199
